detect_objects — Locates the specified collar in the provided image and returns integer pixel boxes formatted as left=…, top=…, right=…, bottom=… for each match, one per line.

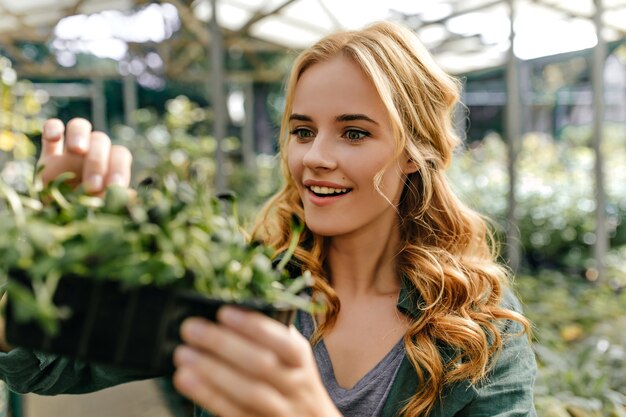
left=396, top=275, right=425, bottom=320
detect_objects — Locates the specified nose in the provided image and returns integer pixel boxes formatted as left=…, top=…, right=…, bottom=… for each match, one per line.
left=302, top=133, right=337, bottom=171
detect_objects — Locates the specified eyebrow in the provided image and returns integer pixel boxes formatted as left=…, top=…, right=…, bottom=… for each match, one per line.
left=289, top=113, right=312, bottom=122
left=289, top=113, right=379, bottom=125
left=336, top=113, right=379, bottom=125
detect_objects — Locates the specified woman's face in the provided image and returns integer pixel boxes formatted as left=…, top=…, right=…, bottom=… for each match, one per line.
left=286, top=55, right=416, bottom=238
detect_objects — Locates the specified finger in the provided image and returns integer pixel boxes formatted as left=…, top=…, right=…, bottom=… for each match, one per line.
left=218, top=307, right=309, bottom=367
left=40, top=119, right=65, bottom=157
left=106, top=145, right=132, bottom=187
left=174, top=347, right=286, bottom=417
left=37, top=154, right=84, bottom=186
left=82, top=132, right=111, bottom=194
left=64, top=118, right=92, bottom=154
left=173, top=367, right=257, bottom=417
left=180, top=318, right=290, bottom=389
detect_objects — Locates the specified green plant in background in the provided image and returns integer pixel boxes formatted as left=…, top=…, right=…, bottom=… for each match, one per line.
left=112, top=95, right=283, bottom=225
left=517, top=271, right=626, bottom=417
left=448, top=126, right=626, bottom=280
left=114, top=97, right=218, bottom=185
left=0, top=56, right=43, bottom=154
left=0, top=56, right=48, bottom=192
left=448, top=128, right=626, bottom=416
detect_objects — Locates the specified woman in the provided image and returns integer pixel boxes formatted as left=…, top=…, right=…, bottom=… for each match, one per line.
left=0, top=21, right=536, bottom=417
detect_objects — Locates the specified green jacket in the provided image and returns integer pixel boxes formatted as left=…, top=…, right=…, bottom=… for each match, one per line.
left=380, top=285, right=537, bottom=417
left=0, top=285, right=536, bottom=417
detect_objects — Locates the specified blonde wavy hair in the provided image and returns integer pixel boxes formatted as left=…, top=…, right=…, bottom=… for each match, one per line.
left=252, top=20, right=530, bottom=417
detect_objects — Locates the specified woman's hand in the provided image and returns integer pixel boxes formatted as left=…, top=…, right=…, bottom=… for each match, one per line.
left=38, top=118, right=132, bottom=192
left=173, top=307, right=341, bottom=417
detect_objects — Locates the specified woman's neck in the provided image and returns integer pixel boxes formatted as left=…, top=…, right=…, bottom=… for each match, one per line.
left=326, top=223, right=402, bottom=298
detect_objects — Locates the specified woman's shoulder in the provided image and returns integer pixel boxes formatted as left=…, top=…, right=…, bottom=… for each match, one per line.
left=498, top=286, right=529, bottom=335
left=500, top=286, right=524, bottom=311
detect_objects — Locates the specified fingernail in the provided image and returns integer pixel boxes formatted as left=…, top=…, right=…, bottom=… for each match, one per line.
left=175, top=368, right=200, bottom=391
left=175, top=346, right=199, bottom=365
left=44, top=124, right=62, bottom=138
left=182, top=319, right=205, bottom=341
left=85, top=174, right=103, bottom=193
left=108, top=174, right=125, bottom=187
left=73, top=135, right=89, bottom=152
left=219, top=306, right=244, bottom=326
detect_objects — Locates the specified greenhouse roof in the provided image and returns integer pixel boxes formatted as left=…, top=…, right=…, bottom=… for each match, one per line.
left=0, top=0, right=625, bottom=81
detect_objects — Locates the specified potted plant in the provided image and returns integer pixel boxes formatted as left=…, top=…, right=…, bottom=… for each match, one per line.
left=0, top=164, right=314, bottom=374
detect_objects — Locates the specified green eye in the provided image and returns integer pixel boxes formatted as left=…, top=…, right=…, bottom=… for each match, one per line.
left=345, top=129, right=368, bottom=142
left=290, top=128, right=314, bottom=139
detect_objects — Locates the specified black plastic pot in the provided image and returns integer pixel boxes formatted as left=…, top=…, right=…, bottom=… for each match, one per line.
left=5, top=274, right=296, bottom=375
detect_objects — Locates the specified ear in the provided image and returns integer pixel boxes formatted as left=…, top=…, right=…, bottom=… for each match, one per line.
left=402, top=157, right=419, bottom=175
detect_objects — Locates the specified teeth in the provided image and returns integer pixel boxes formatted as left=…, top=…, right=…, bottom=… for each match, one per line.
left=310, top=185, right=348, bottom=195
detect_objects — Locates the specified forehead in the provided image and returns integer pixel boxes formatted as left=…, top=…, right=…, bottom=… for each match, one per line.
left=291, top=55, right=388, bottom=118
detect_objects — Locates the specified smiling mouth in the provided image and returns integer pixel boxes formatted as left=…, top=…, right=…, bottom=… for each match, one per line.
left=308, top=185, right=352, bottom=197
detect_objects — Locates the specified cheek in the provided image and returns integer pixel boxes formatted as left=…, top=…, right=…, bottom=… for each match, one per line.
left=379, top=166, right=407, bottom=200
left=286, top=143, right=303, bottom=181
left=356, top=155, right=395, bottom=191
left=361, top=155, right=405, bottom=198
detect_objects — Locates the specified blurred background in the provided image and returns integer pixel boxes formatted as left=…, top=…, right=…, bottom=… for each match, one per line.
left=1, top=0, right=625, bottom=416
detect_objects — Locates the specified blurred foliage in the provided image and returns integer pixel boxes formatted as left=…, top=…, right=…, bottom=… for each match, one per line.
left=112, top=95, right=282, bottom=225
left=447, top=125, right=626, bottom=416
left=0, top=56, right=44, bottom=155
left=517, top=271, right=626, bottom=416
left=448, top=126, right=626, bottom=286
left=0, top=55, right=48, bottom=191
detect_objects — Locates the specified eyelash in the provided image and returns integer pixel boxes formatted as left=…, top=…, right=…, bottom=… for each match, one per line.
left=290, top=128, right=314, bottom=141
left=289, top=128, right=371, bottom=143
left=343, top=129, right=370, bottom=142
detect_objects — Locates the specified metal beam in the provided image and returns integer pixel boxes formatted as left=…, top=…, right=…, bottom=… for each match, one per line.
left=242, top=79, right=255, bottom=171
left=170, top=0, right=211, bottom=45
left=505, top=0, right=522, bottom=272
left=30, top=82, right=93, bottom=98
left=211, top=0, right=227, bottom=193
left=237, top=0, right=298, bottom=34
left=10, top=64, right=286, bottom=83
left=592, top=0, right=608, bottom=280
left=91, top=78, right=107, bottom=132
left=123, top=74, right=138, bottom=129
left=318, top=0, right=342, bottom=29
left=399, top=0, right=504, bottom=29
left=429, top=33, right=483, bottom=55
left=531, top=0, right=626, bottom=37
left=67, top=0, right=87, bottom=16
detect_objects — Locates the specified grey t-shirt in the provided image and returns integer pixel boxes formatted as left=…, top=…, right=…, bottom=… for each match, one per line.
left=298, top=311, right=405, bottom=417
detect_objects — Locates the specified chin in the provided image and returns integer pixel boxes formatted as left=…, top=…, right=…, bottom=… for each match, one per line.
left=305, top=219, right=349, bottom=237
